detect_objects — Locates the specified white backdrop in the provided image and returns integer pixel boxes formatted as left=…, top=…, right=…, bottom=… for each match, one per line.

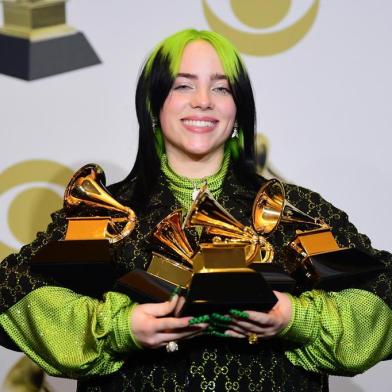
left=0, top=1, right=391, bottom=391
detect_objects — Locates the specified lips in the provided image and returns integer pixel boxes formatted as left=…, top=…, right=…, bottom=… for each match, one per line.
left=181, top=117, right=218, bottom=132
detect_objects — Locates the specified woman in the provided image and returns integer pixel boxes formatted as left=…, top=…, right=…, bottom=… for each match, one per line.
left=0, top=29, right=391, bottom=391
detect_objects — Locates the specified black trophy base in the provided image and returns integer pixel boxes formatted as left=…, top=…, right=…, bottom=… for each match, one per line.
left=30, top=239, right=115, bottom=298
left=0, top=31, right=100, bottom=80
left=180, top=270, right=278, bottom=316
left=292, top=248, right=385, bottom=291
left=250, top=263, right=297, bottom=293
left=115, top=269, right=182, bottom=304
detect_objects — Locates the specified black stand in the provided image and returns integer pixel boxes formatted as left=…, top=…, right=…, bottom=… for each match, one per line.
left=115, top=268, right=279, bottom=317
left=0, top=31, right=100, bottom=80
left=30, top=239, right=115, bottom=298
left=292, top=248, right=385, bottom=291
left=180, top=270, right=278, bottom=316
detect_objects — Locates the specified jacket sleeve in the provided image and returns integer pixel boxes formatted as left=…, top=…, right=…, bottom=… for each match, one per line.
left=0, top=287, right=141, bottom=378
left=277, top=184, right=392, bottom=375
left=0, top=210, right=67, bottom=314
left=279, top=288, right=392, bottom=375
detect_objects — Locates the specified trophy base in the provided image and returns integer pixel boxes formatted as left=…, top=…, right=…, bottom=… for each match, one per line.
left=30, top=239, right=115, bottom=298
left=180, top=269, right=278, bottom=316
left=115, top=269, right=183, bottom=303
left=0, top=31, right=100, bottom=80
left=250, top=263, right=297, bottom=293
left=292, top=248, right=385, bottom=291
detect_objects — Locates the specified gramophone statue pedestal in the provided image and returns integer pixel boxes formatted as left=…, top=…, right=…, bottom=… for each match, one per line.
left=289, top=229, right=385, bottom=291
left=31, top=217, right=118, bottom=298
left=180, top=244, right=278, bottom=316
left=31, top=238, right=115, bottom=298
left=0, top=0, right=100, bottom=80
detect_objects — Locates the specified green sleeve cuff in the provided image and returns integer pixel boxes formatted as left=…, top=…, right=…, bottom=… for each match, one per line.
left=278, top=292, right=319, bottom=344
left=119, top=303, right=142, bottom=350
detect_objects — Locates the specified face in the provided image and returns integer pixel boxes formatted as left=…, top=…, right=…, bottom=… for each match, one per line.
left=159, top=40, right=237, bottom=161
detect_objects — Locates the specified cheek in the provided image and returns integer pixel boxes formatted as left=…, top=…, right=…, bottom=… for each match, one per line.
left=221, top=100, right=237, bottom=122
left=160, top=96, right=184, bottom=129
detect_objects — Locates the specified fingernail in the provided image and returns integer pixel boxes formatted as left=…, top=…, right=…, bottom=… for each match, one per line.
left=205, top=326, right=229, bottom=338
left=211, top=313, right=231, bottom=323
left=229, top=309, right=249, bottom=319
left=170, top=285, right=181, bottom=299
left=170, top=294, right=178, bottom=302
left=188, top=314, right=210, bottom=325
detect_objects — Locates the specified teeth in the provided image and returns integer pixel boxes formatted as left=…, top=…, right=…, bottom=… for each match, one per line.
left=182, top=119, right=215, bottom=127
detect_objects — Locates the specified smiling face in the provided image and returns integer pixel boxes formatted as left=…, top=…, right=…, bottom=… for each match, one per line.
left=159, top=40, right=237, bottom=164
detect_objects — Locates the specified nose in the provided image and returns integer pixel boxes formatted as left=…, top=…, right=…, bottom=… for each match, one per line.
left=190, top=88, right=213, bottom=110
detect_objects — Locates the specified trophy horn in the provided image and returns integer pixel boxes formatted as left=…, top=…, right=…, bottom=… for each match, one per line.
left=183, top=185, right=254, bottom=241
left=153, top=209, right=194, bottom=266
left=64, top=164, right=137, bottom=243
left=252, top=179, right=329, bottom=235
left=183, top=185, right=273, bottom=264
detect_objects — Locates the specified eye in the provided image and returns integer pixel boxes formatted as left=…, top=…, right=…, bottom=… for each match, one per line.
left=173, top=84, right=192, bottom=90
left=213, top=86, right=232, bottom=95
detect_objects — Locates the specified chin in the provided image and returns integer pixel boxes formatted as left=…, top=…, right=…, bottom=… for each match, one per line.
left=184, top=146, right=215, bottom=158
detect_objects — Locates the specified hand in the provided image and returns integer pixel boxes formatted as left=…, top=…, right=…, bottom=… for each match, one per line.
left=226, top=291, right=292, bottom=339
left=131, top=295, right=207, bottom=349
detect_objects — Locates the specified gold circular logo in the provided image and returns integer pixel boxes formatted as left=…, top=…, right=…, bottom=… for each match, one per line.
left=203, top=0, right=319, bottom=56
left=0, top=160, right=73, bottom=259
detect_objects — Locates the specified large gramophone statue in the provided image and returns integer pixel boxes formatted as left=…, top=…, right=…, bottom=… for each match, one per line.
left=30, top=164, right=137, bottom=297
left=253, top=178, right=384, bottom=290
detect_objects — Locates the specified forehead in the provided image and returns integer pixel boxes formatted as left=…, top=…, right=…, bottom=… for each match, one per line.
left=178, top=40, right=225, bottom=75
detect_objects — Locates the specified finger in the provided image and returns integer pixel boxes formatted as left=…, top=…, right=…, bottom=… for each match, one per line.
left=174, top=296, right=186, bottom=317
left=155, top=327, right=207, bottom=347
left=225, top=324, right=250, bottom=335
left=228, top=320, right=282, bottom=337
left=224, top=330, right=246, bottom=338
left=238, top=310, right=275, bottom=326
left=229, top=319, right=265, bottom=334
left=155, top=316, right=193, bottom=331
left=141, top=296, right=180, bottom=318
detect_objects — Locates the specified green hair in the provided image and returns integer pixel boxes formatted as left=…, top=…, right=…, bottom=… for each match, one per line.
left=145, top=29, right=243, bottom=83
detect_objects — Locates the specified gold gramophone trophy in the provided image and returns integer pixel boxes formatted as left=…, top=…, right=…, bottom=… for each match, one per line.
left=254, top=178, right=384, bottom=290
left=30, top=164, right=137, bottom=297
left=175, top=184, right=286, bottom=315
left=0, top=0, right=100, bottom=80
left=115, top=209, right=195, bottom=303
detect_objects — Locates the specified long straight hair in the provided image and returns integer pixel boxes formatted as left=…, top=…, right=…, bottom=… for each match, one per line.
left=124, top=29, right=258, bottom=210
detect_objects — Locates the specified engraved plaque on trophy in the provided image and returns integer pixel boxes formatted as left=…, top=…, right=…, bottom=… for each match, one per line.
left=0, top=0, right=100, bottom=80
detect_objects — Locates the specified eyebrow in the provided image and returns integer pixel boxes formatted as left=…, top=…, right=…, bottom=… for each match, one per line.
left=176, top=72, right=228, bottom=81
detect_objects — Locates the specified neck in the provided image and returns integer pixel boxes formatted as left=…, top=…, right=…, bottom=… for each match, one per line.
left=165, top=147, right=225, bottom=179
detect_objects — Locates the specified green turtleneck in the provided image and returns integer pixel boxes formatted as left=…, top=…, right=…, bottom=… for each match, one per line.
left=161, top=150, right=230, bottom=212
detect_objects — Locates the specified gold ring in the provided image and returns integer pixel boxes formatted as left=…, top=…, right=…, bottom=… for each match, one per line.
left=248, top=333, right=259, bottom=345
